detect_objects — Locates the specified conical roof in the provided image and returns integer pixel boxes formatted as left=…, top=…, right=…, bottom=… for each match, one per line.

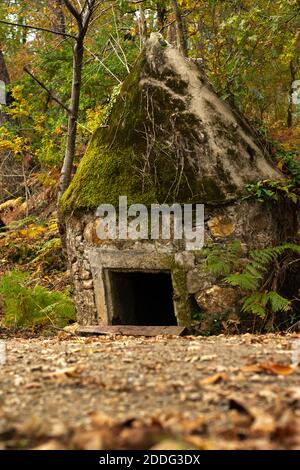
left=61, top=33, right=282, bottom=213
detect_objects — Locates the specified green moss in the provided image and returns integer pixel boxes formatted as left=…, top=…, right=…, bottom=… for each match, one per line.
left=60, top=141, right=156, bottom=212
left=162, top=256, right=191, bottom=327
left=61, top=46, right=238, bottom=214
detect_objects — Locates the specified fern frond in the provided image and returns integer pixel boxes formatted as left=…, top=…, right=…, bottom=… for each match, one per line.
left=266, top=292, right=291, bottom=313
left=241, top=293, right=267, bottom=318
left=206, top=254, right=231, bottom=276
left=225, top=273, right=260, bottom=290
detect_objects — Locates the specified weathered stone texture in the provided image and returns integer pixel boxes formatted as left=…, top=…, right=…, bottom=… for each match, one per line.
left=63, top=35, right=298, bottom=331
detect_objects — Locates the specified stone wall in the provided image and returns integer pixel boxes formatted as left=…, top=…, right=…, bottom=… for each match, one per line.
left=66, top=198, right=297, bottom=331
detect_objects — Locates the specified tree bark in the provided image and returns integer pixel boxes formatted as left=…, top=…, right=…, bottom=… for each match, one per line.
left=0, top=50, right=10, bottom=84
left=0, top=50, right=10, bottom=123
left=0, top=51, right=23, bottom=202
left=59, top=37, right=84, bottom=196
left=171, top=0, right=188, bottom=57
left=58, top=0, right=98, bottom=201
left=58, top=1, right=98, bottom=251
left=287, top=60, right=297, bottom=128
left=138, top=4, right=148, bottom=44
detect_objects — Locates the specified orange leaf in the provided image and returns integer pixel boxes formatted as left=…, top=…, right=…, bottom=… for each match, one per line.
left=240, top=364, right=262, bottom=373
left=201, top=372, right=228, bottom=385
left=241, top=362, right=294, bottom=376
left=260, top=363, right=294, bottom=376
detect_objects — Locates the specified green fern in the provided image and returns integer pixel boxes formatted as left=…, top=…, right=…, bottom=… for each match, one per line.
left=225, top=243, right=299, bottom=318
left=203, top=240, right=243, bottom=277
left=267, top=291, right=291, bottom=313
left=241, top=291, right=291, bottom=318
left=0, top=270, right=75, bottom=329
left=241, top=293, right=268, bottom=318
left=226, top=243, right=300, bottom=289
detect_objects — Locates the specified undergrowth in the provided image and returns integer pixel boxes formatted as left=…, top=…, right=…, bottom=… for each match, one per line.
left=203, top=241, right=300, bottom=327
left=0, top=271, right=75, bottom=329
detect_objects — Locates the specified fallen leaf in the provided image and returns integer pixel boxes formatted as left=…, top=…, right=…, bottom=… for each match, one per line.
left=261, top=363, right=294, bottom=376
left=201, top=372, right=228, bottom=385
left=240, top=364, right=262, bottom=373
left=45, top=365, right=84, bottom=380
left=241, top=362, right=294, bottom=376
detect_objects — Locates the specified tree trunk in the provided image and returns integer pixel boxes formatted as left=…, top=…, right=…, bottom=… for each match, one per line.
left=0, top=51, right=23, bottom=203
left=59, top=0, right=97, bottom=200
left=138, top=4, right=148, bottom=44
left=0, top=50, right=10, bottom=84
left=171, top=0, right=188, bottom=57
left=287, top=60, right=297, bottom=128
left=58, top=36, right=84, bottom=248
left=0, top=50, right=10, bottom=123
left=59, top=37, right=84, bottom=197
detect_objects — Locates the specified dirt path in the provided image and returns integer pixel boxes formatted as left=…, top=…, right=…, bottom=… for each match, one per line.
left=1, top=333, right=300, bottom=450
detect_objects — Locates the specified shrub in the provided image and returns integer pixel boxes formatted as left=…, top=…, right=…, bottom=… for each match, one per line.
left=225, top=243, right=300, bottom=319
left=0, top=271, right=75, bottom=329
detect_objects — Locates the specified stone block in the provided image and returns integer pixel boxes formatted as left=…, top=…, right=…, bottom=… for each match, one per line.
left=195, top=285, right=238, bottom=313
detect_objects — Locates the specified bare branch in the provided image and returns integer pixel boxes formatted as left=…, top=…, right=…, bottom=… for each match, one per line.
left=80, top=0, right=90, bottom=14
left=89, top=2, right=117, bottom=28
left=63, top=0, right=82, bottom=24
left=84, top=45, right=122, bottom=83
left=82, top=0, right=97, bottom=32
left=0, top=19, right=76, bottom=39
left=23, top=67, right=70, bottom=114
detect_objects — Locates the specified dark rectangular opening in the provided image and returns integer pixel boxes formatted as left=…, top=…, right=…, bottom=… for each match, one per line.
left=108, top=270, right=177, bottom=326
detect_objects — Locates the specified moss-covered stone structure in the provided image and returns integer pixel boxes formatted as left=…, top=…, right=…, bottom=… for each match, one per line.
left=62, top=34, right=297, bottom=331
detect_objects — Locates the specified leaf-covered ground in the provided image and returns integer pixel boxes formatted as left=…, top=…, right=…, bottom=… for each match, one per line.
left=1, top=332, right=300, bottom=450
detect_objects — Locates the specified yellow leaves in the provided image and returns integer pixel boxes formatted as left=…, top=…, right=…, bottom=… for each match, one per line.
left=38, top=175, right=57, bottom=188
left=278, top=32, right=300, bottom=65
left=178, top=0, right=193, bottom=7
left=48, top=221, right=58, bottom=233
left=85, top=105, right=107, bottom=133
left=0, top=125, right=31, bottom=156
left=33, top=114, right=46, bottom=134
left=53, top=126, right=63, bottom=135
left=7, top=85, right=32, bottom=119
left=19, top=225, right=47, bottom=239
left=0, top=197, right=22, bottom=213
